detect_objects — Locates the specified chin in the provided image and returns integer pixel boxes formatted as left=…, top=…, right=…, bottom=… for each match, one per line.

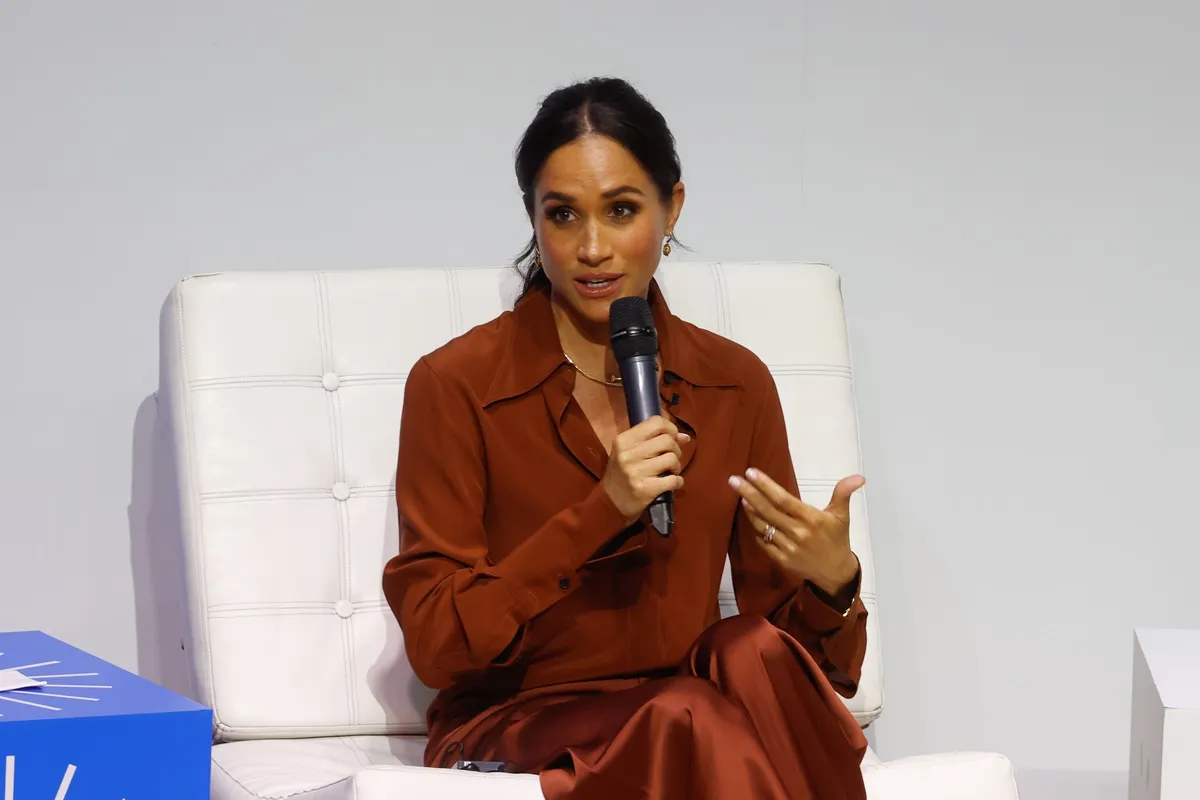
left=571, top=297, right=617, bottom=328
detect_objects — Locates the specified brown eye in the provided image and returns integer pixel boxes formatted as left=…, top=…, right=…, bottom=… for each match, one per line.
left=546, top=206, right=576, bottom=225
left=611, top=202, right=638, bottom=219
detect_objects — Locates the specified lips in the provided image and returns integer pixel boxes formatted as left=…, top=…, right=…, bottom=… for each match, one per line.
left=574, top=274, right=623, bottom=299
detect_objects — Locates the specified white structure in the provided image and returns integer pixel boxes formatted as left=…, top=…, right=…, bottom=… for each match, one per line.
left=156, top=262, right=1021, bottom=799
left=1129, top=629, right=1200, bottom=800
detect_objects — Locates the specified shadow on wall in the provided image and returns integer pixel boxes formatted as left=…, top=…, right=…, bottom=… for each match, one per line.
left=128, top=392, right=200, bottom=701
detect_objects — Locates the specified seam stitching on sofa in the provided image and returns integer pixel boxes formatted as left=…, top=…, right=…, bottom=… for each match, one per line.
left=211, top=755, right=261, bottom=800
left=176, top=283, right=223, bottom=735
left=214, top=752, right=357, bottom=800
left=316, top=272, right=360, bottom=728
left=710, top=261, right=729, bottom=340
left=448, top=269, right=464, bottom=336
left=189, top=374, right=408, bottom=390
left=340, top=736, right=373, bottom=768
left=834, top=268, right=885, bottom=715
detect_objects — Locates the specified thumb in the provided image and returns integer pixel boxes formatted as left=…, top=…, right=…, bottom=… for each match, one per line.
left=826, top=474, right=866, bottom=519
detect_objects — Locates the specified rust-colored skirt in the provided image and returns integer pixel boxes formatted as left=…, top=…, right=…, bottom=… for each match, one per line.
left=426, top=615, right=868, bottom=799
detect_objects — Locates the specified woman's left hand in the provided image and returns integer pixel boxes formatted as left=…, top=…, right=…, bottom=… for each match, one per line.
left=729, top=468, right=864, bottom=596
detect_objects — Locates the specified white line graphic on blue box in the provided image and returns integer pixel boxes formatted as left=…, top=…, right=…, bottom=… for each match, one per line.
left=4, top=756, right=129, bottom=800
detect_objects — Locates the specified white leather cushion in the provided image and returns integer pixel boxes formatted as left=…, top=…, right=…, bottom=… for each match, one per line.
left=210, top=741, right=1018, bottom=800
left=210, top=736, right=544, bottom=800
left=354, top=767, right=543, bottom=800
left=210, top=736, right=430, bottom=800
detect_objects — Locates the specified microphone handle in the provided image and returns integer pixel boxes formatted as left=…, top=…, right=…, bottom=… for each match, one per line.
left=620, top=354, right=660, bottom=425
left=619, top=354, right=674, bottom=537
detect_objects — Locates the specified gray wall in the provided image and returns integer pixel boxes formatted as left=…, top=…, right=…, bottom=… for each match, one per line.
left=2, top=0, right=1196, bottom=790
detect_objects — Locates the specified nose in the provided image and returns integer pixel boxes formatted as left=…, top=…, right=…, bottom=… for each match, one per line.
left=576, top=218, right=612, bottom=267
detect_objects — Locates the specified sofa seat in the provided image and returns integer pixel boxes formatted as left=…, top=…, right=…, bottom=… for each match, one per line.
left=211, top=738, right=1018, bottom=800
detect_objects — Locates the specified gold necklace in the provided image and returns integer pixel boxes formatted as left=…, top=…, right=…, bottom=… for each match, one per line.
left=563, top=350, right=623, bottom=387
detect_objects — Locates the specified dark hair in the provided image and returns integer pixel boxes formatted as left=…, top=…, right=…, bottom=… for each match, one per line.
left=513, top=77, right=684, bottom=298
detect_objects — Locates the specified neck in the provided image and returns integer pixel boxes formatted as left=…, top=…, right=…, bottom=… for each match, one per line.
left=550, top=292, right=618, bottom=380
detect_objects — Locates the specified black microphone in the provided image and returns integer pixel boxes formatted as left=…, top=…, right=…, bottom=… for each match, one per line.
left=609, top=296, right=673, bottom=537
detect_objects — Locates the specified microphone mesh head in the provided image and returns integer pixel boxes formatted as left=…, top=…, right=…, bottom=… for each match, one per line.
left=609, top=296, right=658, bottom=361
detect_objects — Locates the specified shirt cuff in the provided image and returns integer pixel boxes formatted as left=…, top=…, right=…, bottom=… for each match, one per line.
left=801, top=560, right=862, bottom=634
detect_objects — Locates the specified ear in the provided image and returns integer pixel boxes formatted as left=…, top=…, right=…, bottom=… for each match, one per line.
left=665, top=181, right=686, bottom=234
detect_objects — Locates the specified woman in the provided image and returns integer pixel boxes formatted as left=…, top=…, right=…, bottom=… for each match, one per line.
left=383, top=76, right=870, bottom=799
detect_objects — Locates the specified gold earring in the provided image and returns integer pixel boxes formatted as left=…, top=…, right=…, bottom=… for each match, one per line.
left=534, top=249, right=543, bottom=268
left=662, top=238, right=672, bottom=257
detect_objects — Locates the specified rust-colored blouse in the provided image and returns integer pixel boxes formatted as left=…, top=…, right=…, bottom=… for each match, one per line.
left=383, top=282, right=867, bottom=746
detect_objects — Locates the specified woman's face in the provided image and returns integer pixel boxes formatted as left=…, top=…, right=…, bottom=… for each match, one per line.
left=532, top=134, right=684, bottom=332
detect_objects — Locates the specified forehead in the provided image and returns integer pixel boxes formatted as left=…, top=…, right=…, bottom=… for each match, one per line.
left=537, top=134, right=653, bottom=194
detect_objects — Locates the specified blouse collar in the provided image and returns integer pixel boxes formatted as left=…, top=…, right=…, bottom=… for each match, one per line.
left=483, top=278, right=738, bottom=407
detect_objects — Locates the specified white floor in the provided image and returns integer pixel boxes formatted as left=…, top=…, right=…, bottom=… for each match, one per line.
left=1016, top=769, right=1127, bottom=800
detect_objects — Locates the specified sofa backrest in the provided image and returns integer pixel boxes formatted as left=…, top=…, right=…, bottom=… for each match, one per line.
left=157, top=261, right=883, bottom=741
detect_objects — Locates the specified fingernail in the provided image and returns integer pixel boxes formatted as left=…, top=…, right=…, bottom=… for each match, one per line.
left=745, top=468, right=759, bottom=480
left=741, top=498, right=750, bottom=509
left=679, top=433, right=691, bottom=442
left=728, top=476, right=742, bottom=489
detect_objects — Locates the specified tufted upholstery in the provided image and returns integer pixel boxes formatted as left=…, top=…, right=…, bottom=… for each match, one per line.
left=157, top=262, right=1019, bottom=799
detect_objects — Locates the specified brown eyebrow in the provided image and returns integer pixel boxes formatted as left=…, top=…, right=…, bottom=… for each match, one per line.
left=541, top=185, right=646, bottom=205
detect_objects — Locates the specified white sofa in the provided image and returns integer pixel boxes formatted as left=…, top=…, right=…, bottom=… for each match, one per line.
left=155, top=261, right=1020, bottom=799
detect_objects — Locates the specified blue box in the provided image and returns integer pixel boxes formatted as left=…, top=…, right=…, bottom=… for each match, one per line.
left=0, top=631, right=211, bottom=800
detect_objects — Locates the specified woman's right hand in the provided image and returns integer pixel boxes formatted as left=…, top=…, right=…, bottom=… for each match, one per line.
left=601, top=415, right=690, bottom=523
